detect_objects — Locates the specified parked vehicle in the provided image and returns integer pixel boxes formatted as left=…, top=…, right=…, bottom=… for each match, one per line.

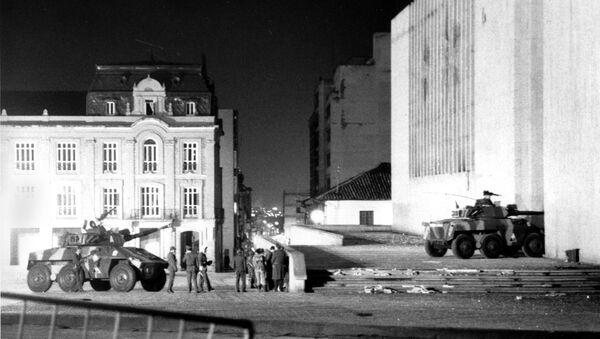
left=422, top=191, right=544, bottom=259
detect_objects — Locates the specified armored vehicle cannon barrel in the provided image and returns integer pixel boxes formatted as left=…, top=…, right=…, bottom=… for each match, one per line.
left=120, top=224, right=172, bottom=242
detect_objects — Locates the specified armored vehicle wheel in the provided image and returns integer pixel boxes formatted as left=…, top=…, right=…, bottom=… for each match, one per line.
left=141, top=269, right=167, bottom=292
left=451, top=234, right=476, bottom=259
left=110, top=263, right=137, bottom=292
left=27, top=264, right=53, bottom=292
left=57, top=265, right=81, bottom=292
left=522, top=233, right=544, bottom=257
left=424, top=240, right=447, bottom=257
left=480, top=234, right=503, bottom=259
left=90, top=280, right=111, bottom=291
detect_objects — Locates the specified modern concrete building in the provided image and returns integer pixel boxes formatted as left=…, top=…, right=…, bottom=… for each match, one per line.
left=0, top=62, right=241, bottom=271
left=309, top=33, right=391, bottom=197
left=391, top=0, right=600, bottom=263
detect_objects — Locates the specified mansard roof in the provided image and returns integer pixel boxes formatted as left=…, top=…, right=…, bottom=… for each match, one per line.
left=88, top=63, right=212, bottom=93
left=315, top=163, right=391, bottom=201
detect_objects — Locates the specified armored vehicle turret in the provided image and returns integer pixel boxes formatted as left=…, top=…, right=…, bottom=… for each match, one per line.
left=26, top=218, right=173, bottom=293
left=422, top=191, right=544, bottom=259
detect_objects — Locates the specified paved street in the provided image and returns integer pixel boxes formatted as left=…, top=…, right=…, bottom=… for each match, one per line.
left=2, top=240, right=600, bottom=338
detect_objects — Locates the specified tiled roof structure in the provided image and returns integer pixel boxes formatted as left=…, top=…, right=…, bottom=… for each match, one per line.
left=88, top=64, right=211, bottom=92
left=315, top=163, right=391, bottom=201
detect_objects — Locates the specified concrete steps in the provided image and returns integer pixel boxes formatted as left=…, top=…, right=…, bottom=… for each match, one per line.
left=307, top=268, right=600, bottom=294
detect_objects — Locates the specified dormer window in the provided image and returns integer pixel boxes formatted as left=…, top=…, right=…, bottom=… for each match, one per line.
left=186, top=102, right=196, bottom=116
left=106, top=101, right=116, bottom=115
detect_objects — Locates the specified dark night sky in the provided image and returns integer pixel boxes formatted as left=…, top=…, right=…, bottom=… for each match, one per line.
left=1, top=0, right=408, bottom=208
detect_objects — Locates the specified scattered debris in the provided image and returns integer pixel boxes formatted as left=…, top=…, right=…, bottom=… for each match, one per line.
left=437, top=268, right=481, bottom=276
left=402, top=285, right=439, bottom=294
left=333, top=269, right=346, bottom=276
left=545, top=292, right=567, bottom=297
left=498, top=270, right=515, bottom=276
left=442, top=284, right=454, bottom=289
left=363, top=285, right=400, bottom=294
left=515, top=296, right=523, bottom=300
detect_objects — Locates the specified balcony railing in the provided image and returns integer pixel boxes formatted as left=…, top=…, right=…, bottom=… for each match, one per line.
left=127, top=209, right=181, bottom=220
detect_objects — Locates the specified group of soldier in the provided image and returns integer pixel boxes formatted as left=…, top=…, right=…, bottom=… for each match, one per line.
left=233, top=245, right=287, bottom=293
left=165, top=244, right=288, bottom=293
left=166, top=245, right=213, bottom=293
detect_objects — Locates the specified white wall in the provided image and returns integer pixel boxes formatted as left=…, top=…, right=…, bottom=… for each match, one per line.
left=543, top=0, right=600, bottom=264
left=323, top=200, right=392, bottom=226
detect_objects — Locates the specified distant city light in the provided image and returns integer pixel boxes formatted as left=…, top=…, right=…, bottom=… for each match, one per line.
left=262, top=220, right=267, bottom=224
left=274, top=221, right=279, bottom=226
left=272, top=207, right=278, bottom=211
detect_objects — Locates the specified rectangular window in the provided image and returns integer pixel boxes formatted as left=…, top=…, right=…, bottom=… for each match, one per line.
left=106, top=101, right=116, bottom=115
left=57, top=143, right=77, bottom=172
left=186, top=102, right=196, bottom=116
left=359, top=211, right=374, bottom=226
left=182, top=142, right=198, bottom=172
left=141, top=187, right=160, bottom=217
left=103, top=143, right=118, bottom=173
left=183, top=187, right=199, bottom=218
left=57, top=186, right=77, bottom=216
left=15, top=143, right=35, bottom=171
left=103, top=188, right=119, bottom=216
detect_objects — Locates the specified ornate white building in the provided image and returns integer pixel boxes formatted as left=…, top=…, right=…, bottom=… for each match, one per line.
left=0, top=62, right=240, bottom=271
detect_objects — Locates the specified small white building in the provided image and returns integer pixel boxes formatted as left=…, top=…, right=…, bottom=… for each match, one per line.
left=307, top=163, right=391, bottom=226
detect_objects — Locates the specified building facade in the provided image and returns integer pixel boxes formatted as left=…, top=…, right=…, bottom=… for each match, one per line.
left=309, top=33, right=391, bottom=197
left=0, top=62, right=240, bottom=271
left=391, top=0, right=600, bottom=263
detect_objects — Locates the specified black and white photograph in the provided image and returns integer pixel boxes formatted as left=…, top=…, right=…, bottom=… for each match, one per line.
left=1, top=0, right=599, bottom=338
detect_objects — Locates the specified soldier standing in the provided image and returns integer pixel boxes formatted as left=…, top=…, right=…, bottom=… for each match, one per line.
left=233, top=249, right=247, bottom=292
left=183, top=245, right=200, bottom=293
left=166, top=246, right=177, bottom=293
left=72, top=247, right=84, bottom=292
left=197, top=246, right=213, bottom=292
left=271, top=245, right=286, bottom=292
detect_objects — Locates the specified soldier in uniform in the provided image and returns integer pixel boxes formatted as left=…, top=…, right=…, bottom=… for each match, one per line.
left=271, top=245, right=286, bottom=292
left=183, top=245, right=200, bottom=293
left=166, top=246, right=177, bottom=293
left=72, top=246, right=85, bottom=292
left=233, top=249, right=247, bottom=292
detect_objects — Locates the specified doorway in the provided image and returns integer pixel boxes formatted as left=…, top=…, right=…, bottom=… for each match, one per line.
left=179, top=230, right=199, bottom=269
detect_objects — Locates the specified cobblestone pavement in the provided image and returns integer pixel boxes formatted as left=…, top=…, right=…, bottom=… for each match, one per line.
left=2, top=240, right=600, bottom=338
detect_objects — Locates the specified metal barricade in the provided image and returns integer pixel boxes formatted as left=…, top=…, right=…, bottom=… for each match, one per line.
left=2, top=292, right=254, bottom=339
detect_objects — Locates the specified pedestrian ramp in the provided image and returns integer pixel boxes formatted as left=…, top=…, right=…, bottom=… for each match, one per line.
left=1, top=291, right=254, bottom=338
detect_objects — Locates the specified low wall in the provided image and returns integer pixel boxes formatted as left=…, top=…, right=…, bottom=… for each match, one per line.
left=283, top=224, right=344, bottom=246
left=251, top=235, right=307, bottom=293
left=309, top=224, right=392, bottom=233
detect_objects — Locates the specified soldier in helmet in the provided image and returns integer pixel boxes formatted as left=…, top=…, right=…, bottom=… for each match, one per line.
left=183, top=245, right=200, bottom=293
left=166, top=246, right=177, bottom=293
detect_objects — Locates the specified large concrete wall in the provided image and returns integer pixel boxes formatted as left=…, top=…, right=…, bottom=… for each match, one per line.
left=542, top=0, right=600, bottom=263
left=392, top=0, right=544, bottom=236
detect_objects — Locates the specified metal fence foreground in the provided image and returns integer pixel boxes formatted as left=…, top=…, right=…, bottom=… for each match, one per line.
left=1, top=291, right=254, bottom=339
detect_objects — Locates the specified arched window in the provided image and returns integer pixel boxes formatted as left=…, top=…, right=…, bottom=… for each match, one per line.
left=143, top=139, right=157, bottom=173
left=186, top=102, right=196, bottom=116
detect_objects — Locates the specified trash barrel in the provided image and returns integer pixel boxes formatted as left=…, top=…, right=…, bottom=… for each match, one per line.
left=565, top=249, right=580, bottom=263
